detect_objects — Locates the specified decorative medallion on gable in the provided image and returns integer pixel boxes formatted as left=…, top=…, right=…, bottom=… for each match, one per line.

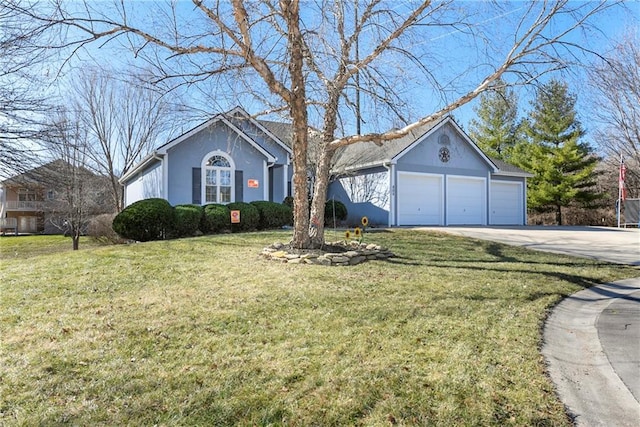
left=438, top=134, right=450, bottom=145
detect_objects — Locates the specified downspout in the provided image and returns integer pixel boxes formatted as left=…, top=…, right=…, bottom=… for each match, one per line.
left=383, top=162, right=395, bottom=227
left=265, top=159, right=276, bottom=201
left=523, top=177, right=528, bottom=226
left=283, top=154, right=290, bottom=198
left=161, top=152, right=169, bottom=202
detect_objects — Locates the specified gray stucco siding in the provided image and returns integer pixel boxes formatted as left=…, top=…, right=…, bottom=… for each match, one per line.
left=166, top=122, right=270, bottom=205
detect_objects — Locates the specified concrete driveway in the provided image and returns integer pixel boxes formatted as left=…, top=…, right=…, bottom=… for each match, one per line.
left=416, top=225, right=640, bottom=425
left=417, top=226, right=640, bottom=266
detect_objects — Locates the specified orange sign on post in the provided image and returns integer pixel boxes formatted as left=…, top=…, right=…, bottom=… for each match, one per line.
left=247, top=179, right=259, bottom=188
left=230, top=210, right=241, bottom=224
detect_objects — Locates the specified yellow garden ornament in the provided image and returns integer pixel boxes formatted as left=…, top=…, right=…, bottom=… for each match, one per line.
left=361, top=216, right=369, bottom=227
left=354, top=227, right=362, bottom=238
left=344, top=230, right=351, bottom=241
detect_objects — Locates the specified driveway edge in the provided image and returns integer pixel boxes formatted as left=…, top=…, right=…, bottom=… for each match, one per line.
left=541, top=278, right=640, bottom=427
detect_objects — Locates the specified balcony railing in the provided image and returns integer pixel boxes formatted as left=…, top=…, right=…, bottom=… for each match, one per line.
left=3, top=200, right=44, bottom=211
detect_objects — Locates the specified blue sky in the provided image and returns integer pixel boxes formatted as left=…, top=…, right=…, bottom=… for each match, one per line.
left=55, top=0, right=639, bottom=150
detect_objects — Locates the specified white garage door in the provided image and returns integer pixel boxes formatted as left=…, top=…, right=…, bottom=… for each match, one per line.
left=490, top=181, right=523, bottom=225
left=446, top=176, right=486, bottom=225
left=397, top=173, right=443, bottom=225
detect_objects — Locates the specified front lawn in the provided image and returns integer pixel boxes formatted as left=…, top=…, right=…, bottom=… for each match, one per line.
left=0, top=230, right=636, bottom=426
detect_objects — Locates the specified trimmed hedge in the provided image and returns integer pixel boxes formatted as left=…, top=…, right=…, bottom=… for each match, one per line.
left=324, top=199, right=348, bottom=226
left=173, top=204, right=203, bottom=238
left=227, top=202, right=259, bottom=232
left=112, top=198, right=175, bottom=242
left=202, top=204, right=231, bottom=234
left=251, top=201, right=293, bottom=229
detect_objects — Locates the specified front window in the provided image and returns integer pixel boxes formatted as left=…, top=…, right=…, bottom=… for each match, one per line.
left=203, top=153, right=233, bottom=204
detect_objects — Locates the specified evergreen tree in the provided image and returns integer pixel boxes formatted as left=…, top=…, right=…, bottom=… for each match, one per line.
left=468, top=81, right=521, bottom=160
left=514, top=80, right=602, bottom=225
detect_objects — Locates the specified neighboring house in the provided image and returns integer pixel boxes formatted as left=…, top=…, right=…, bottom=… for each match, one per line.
left=0, top=160, right=112, bottom=234
left=328, top=116, right=532, bottom=226
left=120, top=107, right=294, bottom=207
left=121, top=109, right=531, bottom=227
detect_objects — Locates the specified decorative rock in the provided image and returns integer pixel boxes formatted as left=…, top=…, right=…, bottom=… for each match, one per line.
left=261, top=241, right=394, bottom=267
left=349, top=256, right=366, bottom=265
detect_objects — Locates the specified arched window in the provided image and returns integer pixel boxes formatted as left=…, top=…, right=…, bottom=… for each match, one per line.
left=202, top=152, right=234, bottom=204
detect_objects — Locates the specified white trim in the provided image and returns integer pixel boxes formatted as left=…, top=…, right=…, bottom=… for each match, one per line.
left=283, top=162, right=289, bottom=198
left=162, top=153, right=169, bottom=200
left=119, top=152, right=163, bottom=185
left=228, top=106, right=293, bottom=156
left=392, top=117, right=498, bottom=173
left=397, top=171, right=444, bottom=226
left=263, top=160, right=269, bottom=201
left=158, top=115, right=276, bottom=163
left=493, top=170, right=534, bottom=178
left=383, top=163, right=393, bottom=227
left=487, top=171, right=492, bottom=224
left=201, top=150, right=235, bottom=204
left=445, top=175, right=487, bottom=226
left=523, top=178, right=529, bottom=225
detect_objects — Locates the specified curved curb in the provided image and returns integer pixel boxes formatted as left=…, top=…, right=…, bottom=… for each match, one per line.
left=542, top=278, right=640, bottom=426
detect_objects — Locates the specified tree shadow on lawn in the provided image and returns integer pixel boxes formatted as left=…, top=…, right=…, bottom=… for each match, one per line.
left=385, top=242, right=629, bottom=295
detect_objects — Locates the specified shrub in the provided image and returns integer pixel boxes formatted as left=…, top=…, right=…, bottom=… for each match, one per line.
left=112, top=198, right=175, bottom=242
left=201, top=204, right=231, bottom=234
left=250, top=201, right=293, bottom=229
left=87, top=213, right=126, bottom=244
left=324, top=199, right=348, bottom=226
left=227, top=202, right=260, bottom=232
left=173, top=204, right=203, bottom=238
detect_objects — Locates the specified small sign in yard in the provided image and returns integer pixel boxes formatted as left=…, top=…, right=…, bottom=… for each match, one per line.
left=247, top=179, right=259, bottom=188
left=230, top=210, right=240, bottom=224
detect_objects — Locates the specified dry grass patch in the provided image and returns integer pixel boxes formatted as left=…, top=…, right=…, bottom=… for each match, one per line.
left=1, top=230, right=636, bottom=425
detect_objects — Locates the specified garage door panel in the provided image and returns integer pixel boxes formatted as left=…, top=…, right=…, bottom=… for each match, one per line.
left=447, top=177, right=486, bottom=225
left=398, top=173, right=443, bottom=225
left=490, top=181, right=523, bottom=225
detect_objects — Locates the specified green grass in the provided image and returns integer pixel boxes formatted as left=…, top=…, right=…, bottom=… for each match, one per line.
left=0, top=230, right=636, bottom=426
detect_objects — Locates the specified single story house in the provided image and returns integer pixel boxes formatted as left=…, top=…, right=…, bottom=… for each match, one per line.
left=121, top=108, right=531, bottom=226
left=120, top=107, right=294, bottom=207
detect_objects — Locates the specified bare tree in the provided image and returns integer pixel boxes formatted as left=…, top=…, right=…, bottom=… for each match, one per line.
left=0, top=1, right=57, bottom=177
left=72, top=67, right=171, bottom=211
left=43, top=110, right=111, bottom=250
left=13, top=0, right=621, bottom=247
left=588, top=31, right=640, bottom=197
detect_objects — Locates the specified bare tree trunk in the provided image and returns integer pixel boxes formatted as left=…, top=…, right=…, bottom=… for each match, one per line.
left=282, top=0, right=310, bottom=249
left=72, top=232, right=80, bottom=250
left=309, top=144, right=335, bottom=247
left=556, top=205, right=563, bottom=225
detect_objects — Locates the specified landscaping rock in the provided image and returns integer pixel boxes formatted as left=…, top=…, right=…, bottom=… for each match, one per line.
left=261, top=241, right=394, bottom=267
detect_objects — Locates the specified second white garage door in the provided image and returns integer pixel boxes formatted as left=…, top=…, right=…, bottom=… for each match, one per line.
left=446, top=176, right=486, bottom=225
left=397, top=172, right=443, bottom=225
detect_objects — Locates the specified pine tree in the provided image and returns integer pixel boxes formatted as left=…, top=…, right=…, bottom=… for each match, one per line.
left=515, top=80, right=602, bottom=225
left=468, top=81, right=521, bottom=161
